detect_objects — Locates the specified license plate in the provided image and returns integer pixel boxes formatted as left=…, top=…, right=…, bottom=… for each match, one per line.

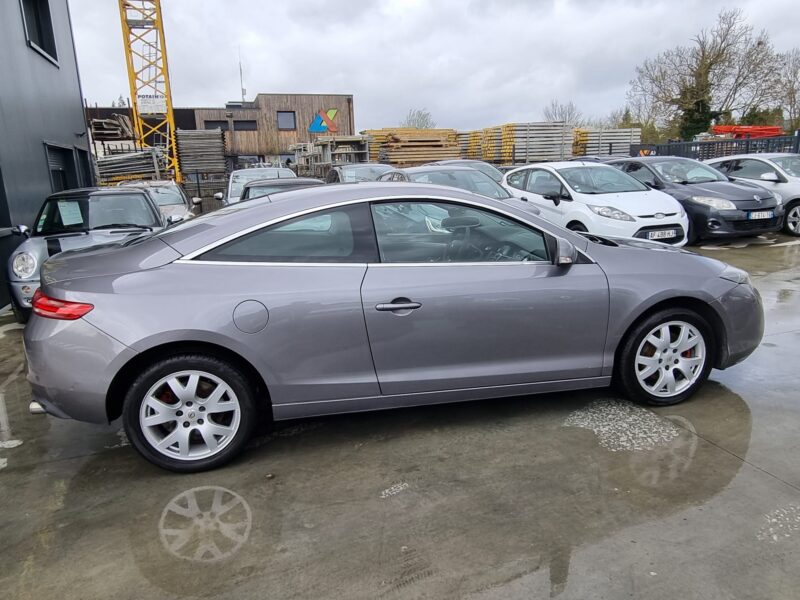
left=648, top=229, right=676, bottom=240
left=749, top=210, right=773, bottom=220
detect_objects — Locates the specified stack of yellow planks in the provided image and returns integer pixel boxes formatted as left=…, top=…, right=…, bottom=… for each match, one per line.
left=362, top=128, right=460, bottom=166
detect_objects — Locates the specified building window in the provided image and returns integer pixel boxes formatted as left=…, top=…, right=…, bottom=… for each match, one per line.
left=20, top=0, right=58, bottom=63
left=277, top=111, right=296, bottom=131
left=233, top=120, right=257, bottom=131
left=203, top=120, right=229, bottom=131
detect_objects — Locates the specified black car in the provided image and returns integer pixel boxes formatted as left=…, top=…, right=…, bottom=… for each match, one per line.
left=424, top=159, right=504, bottom=182
left=325, top=163, right=393, bottom=183
left=239, top=177, right=324, bottom=201
left=608, top=157, right=784, bottom=243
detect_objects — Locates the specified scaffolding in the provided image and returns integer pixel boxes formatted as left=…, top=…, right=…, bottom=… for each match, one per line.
left=117, top=0, right=181, bottom=181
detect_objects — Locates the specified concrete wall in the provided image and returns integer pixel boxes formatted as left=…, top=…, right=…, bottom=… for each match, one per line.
left=0, top=0, right=90, bottom=305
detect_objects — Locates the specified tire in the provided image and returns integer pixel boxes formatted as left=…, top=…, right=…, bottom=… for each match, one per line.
left=10, top=296, right=30, bottom=324
left=783, top=201, right=800, bottom=237
left=685, top=222, right=699, bottom=246
left=123, top=354, right=257, bottom=472
left=567, top=222, right=588, bottom=232
left=615, top=308, right=715, bottom=406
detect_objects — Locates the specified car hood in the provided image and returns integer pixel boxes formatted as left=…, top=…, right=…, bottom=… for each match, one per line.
left=41, top=236, right=181, bottom=285
left=580, top=190, right=682, bottom=217
left=674, top=179, right=773, bottom=201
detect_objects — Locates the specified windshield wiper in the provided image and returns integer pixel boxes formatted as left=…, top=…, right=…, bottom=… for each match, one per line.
left=92, top=223, right=153, bottom=230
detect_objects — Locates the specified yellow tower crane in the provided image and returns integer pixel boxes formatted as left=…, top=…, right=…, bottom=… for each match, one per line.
left=117, top=0, right=181, bottom=181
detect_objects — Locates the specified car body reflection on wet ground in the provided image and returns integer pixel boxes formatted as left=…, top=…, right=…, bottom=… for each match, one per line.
left=0, top=232, right=798, bottom=600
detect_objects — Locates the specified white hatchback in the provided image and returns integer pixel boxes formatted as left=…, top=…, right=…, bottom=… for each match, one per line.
left=502, top=162, right=689, bottom=245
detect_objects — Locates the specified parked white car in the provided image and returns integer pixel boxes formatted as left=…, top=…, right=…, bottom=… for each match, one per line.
left=216, top=167, right=296, bottom=204
left=705, top=153, right=800, bottom=236
left=502, top=162, right=689, bottom=245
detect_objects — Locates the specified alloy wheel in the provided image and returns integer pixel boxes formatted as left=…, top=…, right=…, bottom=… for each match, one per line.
left=634, top=321, right=706, bottom=398
left=140, top=370, right=241, bottom=460
left=787, top=205, right=800, bottom=234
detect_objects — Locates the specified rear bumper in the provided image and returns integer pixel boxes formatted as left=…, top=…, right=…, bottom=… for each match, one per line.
left=712, top=283, right=764, bottom=369
left=24, top=315, right=136, bottom=423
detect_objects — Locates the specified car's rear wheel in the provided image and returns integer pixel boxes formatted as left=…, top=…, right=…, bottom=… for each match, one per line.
left=9, top=294, right=30, bottom=324
left=784, top=201, right=800, bottom=236
left=123, top=355, right=257, bottom=472
left=615, top=309, right=715, bottom=406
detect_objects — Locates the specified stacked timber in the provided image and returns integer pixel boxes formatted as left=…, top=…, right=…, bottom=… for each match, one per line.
left=176, top=128, right=227, bottom=174
left=457, top=131, right=470, bottom=158
left=96, top=148, right=164, bottom=184
left=362, top=128, right=460, bottom=166
left=499, top=122, right=572, bottom=163
left=572, top=127, right=642, bottom=157
left=467, top=130, right=482, bottom=159
left=90, top=113, right=135, bottom=141
left=481, top=127, right=503, bottom=163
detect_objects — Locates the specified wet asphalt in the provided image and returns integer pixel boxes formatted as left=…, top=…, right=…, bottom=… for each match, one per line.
left=0, top=233, right=798, bottom=599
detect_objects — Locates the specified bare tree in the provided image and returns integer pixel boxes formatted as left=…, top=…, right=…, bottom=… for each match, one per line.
left=543, top=99, right=584, bottom=126
left=400, top=108, right=437, bottom=129
left=628, top=9, right=780, bottom=138
left=777, top=48, right=800, bottom=131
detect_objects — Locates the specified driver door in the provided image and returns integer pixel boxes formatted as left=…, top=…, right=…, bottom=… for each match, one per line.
left=361, top=200, right=609, bottom=395
left=525, top=169, right=567, bottom=225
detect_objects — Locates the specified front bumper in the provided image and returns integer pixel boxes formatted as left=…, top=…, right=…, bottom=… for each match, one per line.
left=712, top=282, right=764, bottom=369
left=8, top=279, right=39, bottom=308
left=692, top=205, right=785, bottom=239
left=24, top=315, right=137, bottom=423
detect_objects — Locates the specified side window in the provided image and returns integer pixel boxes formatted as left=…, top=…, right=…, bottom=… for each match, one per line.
left=626, top=163, right=657, bottom=186
left=371, top=201, right=549, bottom=264
left=730, top=159, right=774, bottom=179
left=710, top=160, right=733, bottom=174
left=525, top=170, right=562, bottom=196
left=325, top=170, right=339, bottom=183
left=200, top=204, right=378, bottom=263
left=506, top=170, right=527, bottom=190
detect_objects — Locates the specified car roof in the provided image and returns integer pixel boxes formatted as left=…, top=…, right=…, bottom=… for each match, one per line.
left=47, top=187, right=150, bottom=199
left=705, top=153, right=796, bottom=162
left=400, top=165, right=484, bottom=173
left=243, top=177, right=323, bottom=186
left=510, top=161, right=615, bottom=170
left=334, top=162, right=391, bottom=170
left=119, top=180, right=178, bottom=187
left=158, top=182, right=587, bottom=256
left=613, top=156, right=700, bottom=163
left=231, top=167, right=293, bottom=175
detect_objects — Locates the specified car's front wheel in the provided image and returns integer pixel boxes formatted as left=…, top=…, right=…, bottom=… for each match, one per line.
left=123, top=354, right=257, bottom=472
left=615, top=308, right=715, bottom=406
left=784, top=201, right=800, bottom=236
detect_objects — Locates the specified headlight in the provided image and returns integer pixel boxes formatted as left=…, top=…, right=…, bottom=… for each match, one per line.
left=11, top=252, right=37, bottom=279
left=587, top=205, right=635, bottom=221
left=773, top=192, right=783, bottom=204
left=689, top=196, right=736, bottom=210
left=720, top=265, right=751, bottom=286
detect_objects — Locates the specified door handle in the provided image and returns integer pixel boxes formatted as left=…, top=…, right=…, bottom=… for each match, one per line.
left=375, top=300, right=422, bottom=312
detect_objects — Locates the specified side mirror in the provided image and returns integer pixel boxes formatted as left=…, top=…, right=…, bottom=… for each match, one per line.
left=543, top=193, right=561, bottom=206
left=760, top=172, right=781, bottom=183
left=11, top=225, right=30, bottom=237
left=555, top=237, right=578, bottom=266
left=167, top=215, right=184, bottom=225
left=191, top=196, right=202, bottom=205
left=213, top=192, right=224, bottom=201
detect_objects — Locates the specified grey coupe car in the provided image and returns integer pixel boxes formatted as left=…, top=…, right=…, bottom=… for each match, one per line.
left=25, top=183, right=763, bottom=472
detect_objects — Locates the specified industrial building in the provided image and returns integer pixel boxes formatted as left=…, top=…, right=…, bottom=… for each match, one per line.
left=0, top=0, right=92, bottom=306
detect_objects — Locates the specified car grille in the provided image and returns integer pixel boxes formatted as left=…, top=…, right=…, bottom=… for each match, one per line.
left=633, top=224, right=685, bottom=245
left=731, top=217, right=781, bottom=232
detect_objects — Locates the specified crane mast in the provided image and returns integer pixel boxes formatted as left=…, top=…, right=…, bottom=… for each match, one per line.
left=117, top=0, right=181, bottom=181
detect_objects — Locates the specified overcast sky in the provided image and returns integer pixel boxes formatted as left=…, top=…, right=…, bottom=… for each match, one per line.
left=69, top=0, right=798, bottom=131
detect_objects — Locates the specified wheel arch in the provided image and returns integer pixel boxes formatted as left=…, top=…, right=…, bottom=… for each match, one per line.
left=613, top=296, right=728, bottom=372
left=106, top=340, right=272, bottom=422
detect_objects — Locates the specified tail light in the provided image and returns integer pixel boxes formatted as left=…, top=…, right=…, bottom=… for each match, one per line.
left=32, top=289, right=94, bottom=320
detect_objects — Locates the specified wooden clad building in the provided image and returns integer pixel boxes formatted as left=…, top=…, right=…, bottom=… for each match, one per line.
left=193, top=93, right=355, bottom=167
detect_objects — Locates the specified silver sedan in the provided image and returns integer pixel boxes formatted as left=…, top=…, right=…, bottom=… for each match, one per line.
left=24, top=183, right=764, bottom=471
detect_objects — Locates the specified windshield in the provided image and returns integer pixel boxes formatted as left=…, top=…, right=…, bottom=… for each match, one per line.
left=147, top=186, right=185, bottom=206
left=229, top=169, right=295, bottom=197
left=557, top=166, right=647, bottom=194
left=650, top=159, right=726, bottom=184
left=34, top=193, right=159, bottom=235
left=340, top=164, right=393, bottom=182
left=772, top=156, right=800, bottom=177
left=408, top=169, right=511, bottom=199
